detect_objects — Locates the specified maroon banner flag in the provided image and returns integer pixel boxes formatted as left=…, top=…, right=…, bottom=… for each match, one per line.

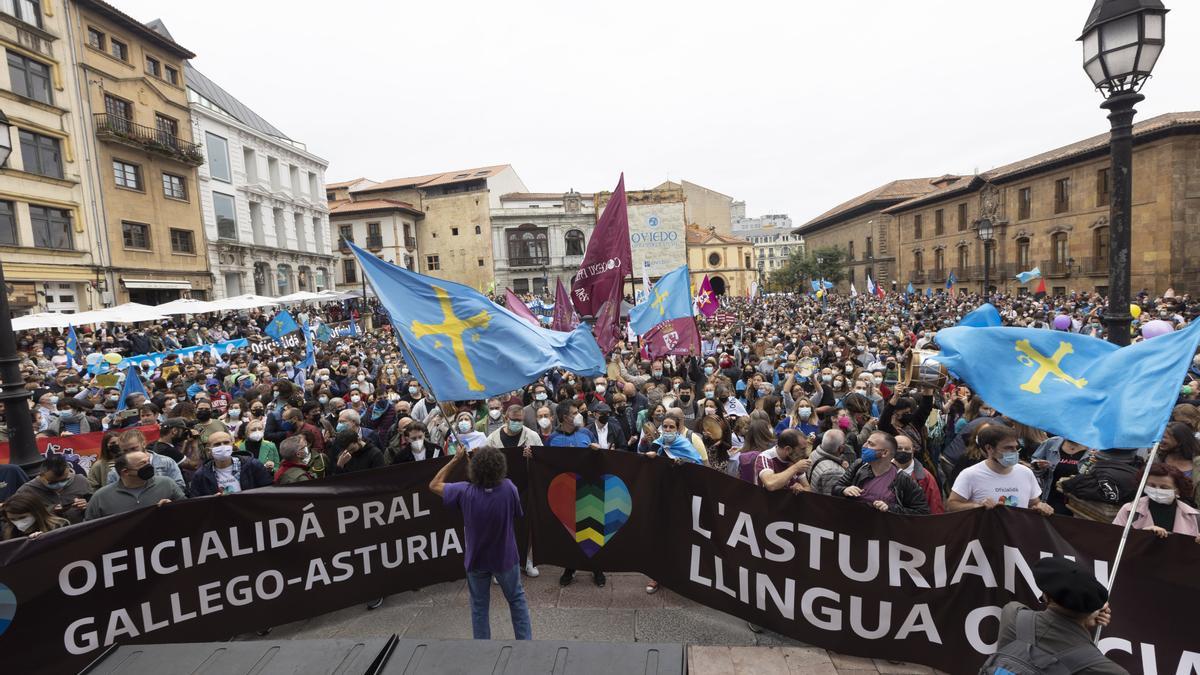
left=571, top=175, right=631, bottom=354
left=695, top=274, right=718, bottom=318
left=642, top=317, right=701, bottom=359
left=502, top=288, right=540, bottom=327
left=551, top=279, right=580, bottom=332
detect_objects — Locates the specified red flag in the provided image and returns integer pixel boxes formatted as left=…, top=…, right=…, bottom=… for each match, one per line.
left=502, top=288, right=540, bottom=327
left=1034, top=277, right=1047, bottom=299
left=643, top=317, right=701, bottom=359
left=552, top=278, right=580, bottom=331
left=875, top=282, right=885, bottom=299
left=571, top=174, right=630, bottom=353
left=695, top=275, right=718, bottom=318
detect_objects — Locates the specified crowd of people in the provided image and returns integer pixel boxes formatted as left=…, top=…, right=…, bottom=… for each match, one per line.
left=1, top=285, right=1198, bottom=651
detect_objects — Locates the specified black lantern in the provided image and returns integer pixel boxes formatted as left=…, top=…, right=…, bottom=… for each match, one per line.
left=977, top=218, right=994, bottom=298
left=1080, top=0, right=1167, bottom=96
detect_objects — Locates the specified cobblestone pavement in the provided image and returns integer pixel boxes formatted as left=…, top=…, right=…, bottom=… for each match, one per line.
left=243, top=566, right=948, bottom=674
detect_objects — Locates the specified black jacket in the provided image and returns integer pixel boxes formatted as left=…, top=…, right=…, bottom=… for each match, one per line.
left=586, top=420, right=628, bottom=451
left=831, top=460, right=931, bottom=515
left=1062, top=451, right=1143, bottom=504
left=189, top=456, right=273, bottom=496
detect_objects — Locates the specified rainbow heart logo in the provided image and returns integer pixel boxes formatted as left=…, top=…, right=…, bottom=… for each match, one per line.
left=0, top=583, right=15, bottom=637
left=548, top=473, right=632, bottom=558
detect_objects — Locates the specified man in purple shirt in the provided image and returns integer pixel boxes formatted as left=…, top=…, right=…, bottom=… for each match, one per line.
left=430, top=447, right=532, bottom=640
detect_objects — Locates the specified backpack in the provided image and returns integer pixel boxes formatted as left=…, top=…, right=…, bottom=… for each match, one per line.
left=978, top=609, right=1111, bottom=675
left=736, top=451, right=761, bottom=483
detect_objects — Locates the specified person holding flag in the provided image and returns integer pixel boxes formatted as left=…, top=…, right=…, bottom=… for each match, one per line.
left=265, top=309, right=300, bottom=341
left=629, top=264, right=701, bottom=359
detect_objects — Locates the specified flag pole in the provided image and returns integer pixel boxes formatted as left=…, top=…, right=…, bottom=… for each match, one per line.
left=1093, top=440, right=1160, bottom=643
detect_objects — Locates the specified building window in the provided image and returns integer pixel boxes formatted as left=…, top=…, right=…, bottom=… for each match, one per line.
left=913, top=251, right=923, bottom=271
left=110, top=39, right=128, bottom=61
left=162, top=173, right=187, bottom=200
left=1093, top=227, right=1110, bottom=271
left=154, top=113, right=179, bottom=147
left=507, top=225, right=548, bottom=265
left=1096, top=168, right=1110, bottom=207
left=0, top=201, right=17, bottom=245
left=1051, top=232, right=1069, bottom=267
left=565, top=229, right=585, bottom=256
left=708, top=252, right=721, bottom=266
left=267, top=156, right=280, bottom=190
left=18, top=130, right=62, bottom=178
left=957, top=245, right=968, bottom=273
left=122, top=221, right=150, bottom=250
left=1054, top=177, right=1070, bottom=214
left=451, top=227, right=459, bottom=236
left=30, top=205, right=72, bottom=249
left=294, top=212, right=307, bottom=251
left=848, top=268, right=855, bottom=285
left=366, top=222, right=382, bottom=249
left=934, top=209, right=944, bottom=235
left=206, top=132, right=231, bottom=182
left=170, top=228, right=195, bottom=254
left=934, top=249, right=944, bottom=272
left=957, top=203, right=967, bottom=231
left=277, top=265, right=292, bottom=296
left=426, top=255, right=440, bottom=271
left=338, top=224, right=353, bottom=249
left=164, top=65, right=179, bottom=85
left=1018, top=187, right=1032, bottom=220
left=478, top=258, right=485, bottom=267
left=2, top=0, right=41, bottom=27
left=104, top=94, right=131, bottom=127
left=308, top=172, right=319, bottom=197
left=112, top=159, right=142, bottom=190
left=212, top=192, right=237, bottom=240
left=474, top=225, right=481, bottom=235
left=87, top=27, right=106, bottom=50
left=7, top=52, right=52, bottom=104
left=243, top=147, right=258, bottom=183
left=848, top=240, right=855, bottom=260
left=1017, top=237, right=1031, bottom=271
left=866, top=236, right=873, bottom=259
left=513, top=278, right=529, bottom=294
left=145, top=55, right=161, bottom=78
left=913, top=214, right=922, bottom=239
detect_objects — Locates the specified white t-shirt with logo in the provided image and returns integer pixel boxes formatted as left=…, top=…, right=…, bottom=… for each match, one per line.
left=951, top=461, right=1040, bottom=508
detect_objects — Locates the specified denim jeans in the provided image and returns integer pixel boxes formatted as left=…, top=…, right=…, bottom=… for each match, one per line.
left=465, top=564, right=532, bottom=640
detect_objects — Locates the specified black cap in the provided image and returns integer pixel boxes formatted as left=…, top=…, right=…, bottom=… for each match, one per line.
left=590, top=402, right=611, bottom=414
left=160, top=417, right=190, bottom=430
left=1032, top=557, right=1108, bottom=613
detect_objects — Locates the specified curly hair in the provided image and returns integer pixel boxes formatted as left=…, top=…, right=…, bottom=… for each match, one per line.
left=468, top=447, right=507, bottom=488
left=1145, top=462, right=1195, bottom=503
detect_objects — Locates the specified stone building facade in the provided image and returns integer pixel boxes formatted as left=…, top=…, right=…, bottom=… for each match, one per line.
left=686, top=226, right=756, bottom=299
left=491, top=191, right=594, bottom=297
left=885, top=112, right=1200, bottom=297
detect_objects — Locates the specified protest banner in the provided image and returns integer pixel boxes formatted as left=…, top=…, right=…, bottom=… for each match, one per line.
left=0, top=449, right=1195, bottom=675
left=0, top=425, right=160, bottom=465
left=88, top=339, right=250, bottom=375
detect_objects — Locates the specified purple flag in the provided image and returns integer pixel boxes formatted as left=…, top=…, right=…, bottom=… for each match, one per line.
left=695, top=275, right=718, bottom=318
left=571, top=174, right=630, bottom=317
left=503, top=288, right=540, bottom=327
left=552, top=279, right=580, bottom=332
left=642, top=317, right=701, bottom=360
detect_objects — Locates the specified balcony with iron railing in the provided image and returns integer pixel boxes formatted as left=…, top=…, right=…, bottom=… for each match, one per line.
left=928, top=268, right=947, bottom=283
left=338, top=238, right=353, bottom=252
left=93, top=113, right=204, bottom=166
left=909, top=270, right=926, bottom=283
left=509, top=256, right=550, bottom=268
left=1041, top=259, right=1071, bottom=278
left=366, top=235, right=383, bottom=250
left=1075, top=256, right=1109, bottom=276
left=404, top=236, right=416, bottom=250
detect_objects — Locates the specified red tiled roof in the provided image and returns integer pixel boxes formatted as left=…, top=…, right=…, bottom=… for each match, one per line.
left=326, top=177, right=371, bottom=189
left=686, top=226, right=751, bottom=246
left=797, top=177, right=949, bottom=233
left=354, top=165, right=511, bottom=193
left=76, top=0, right=195, bottom=59
left=328, top=199, right=423, bottom=217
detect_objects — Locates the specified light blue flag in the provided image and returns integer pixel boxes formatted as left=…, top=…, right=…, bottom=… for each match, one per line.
left=265, top=309, right=299, bottom=340
left=315, top=323, right=333, bottom=343
left=298, top=320, right=316, bottom=370
left=925, top=287, right=933, bottom=298
left=906, top=282, right=915, bottom=295
left=821, top=279, right=834, bottom=290
left=1016, top=267, right=1042, bottom=284
left=957, top=303, right=1003, bottom=328
left=630, top=264, right=693, bottom=336
left=347, top=317, right=360, bottom=337
left=65, top=324, right=80, bottom=364
left=931, top=321, right=1200, bottom=449
left=810, top=280, right=820, bottom=293
left=349, top=243, right=604, bottom=401
left=116, top=365, right=148, bottom=411
left=946, top=271, right=957, bottom=289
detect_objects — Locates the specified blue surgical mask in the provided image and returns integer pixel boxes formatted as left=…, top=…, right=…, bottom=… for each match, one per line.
left=335, top=422, right=349, bottom=433
left=861, top=447, right=879, bottom=463
left=661, top=431, right=678, bottom=444
left=998, top=451, right=1020, bottom=467
left=507, top=420, right=523, bottom=434
left=704, top=391, right=715, bottom=400
left=704, top=366, right=715, bottom=376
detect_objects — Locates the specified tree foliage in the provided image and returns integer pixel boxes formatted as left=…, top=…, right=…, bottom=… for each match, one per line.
left=768, top=246, right=850, bottom=292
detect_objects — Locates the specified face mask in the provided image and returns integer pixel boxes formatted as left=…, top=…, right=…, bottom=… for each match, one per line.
left=854, top=388, right=867, bottom=396
left=410, top=439, right=425, bottom=451
left=704, top=366, right=715, bottom=376
left=652, top=370, right=663, bottom=378
left=894, top=451, right=914, bottom=465
left=704, top=391, right=715, bottom=400
left=535, top=392, right=548, bottom=402
left=873, top=377, right=883, bottom=386
left=595, top=385, right=607, bottom=395
left=488, top=409, right=502, bottom=420
left=537, top=417, right=551, bottom=430
left=861, top=447, right=879, bottom=463
left=653, top=413, right=666, bottom=423
left=211, top=445, right=234, bottom=460
left=248, top=430, right=264, bottom=442
left=573, top=413, right=585, bottom=427
left=704, top=408, right=717, bottom=417
left=1145, top=486, right=1177, bottom=505
left=822, top=375, right=832, bottom=383
left=48, top=395, right=59, bottom=406
left=998, top=451, right=1020, bottom=468
left=507, top=420, right=524, bottom=434
left=837, top=417, right=851, bottom=430
left=597, top=414, right=609, bottom=424
left=661, top=431, right=678, bottom=444
left=386, top=368, right=395, bottom=375
left=335, top=422, right=349, bottom=433
left=318, top=396, right=329, bottom=405
left=798, top=407, right=812, bottom=420
left=11, top=515, right=35, bottom=532
left=350, top=395, right=361, bottom=403
left=409, top=387, right=420, bottom=397
left=844, top=366, right=854, bottom=373
left=197, top=410, right=212, bottom=421
left=46, top=478, right=72, bottom=491
left=108, top=394, right=120, bottom=403
left=136, top=464, right=156, bottom=481
left=457, top=420, right=472, bottom=433
left=229, top=409, right=241, bottom=418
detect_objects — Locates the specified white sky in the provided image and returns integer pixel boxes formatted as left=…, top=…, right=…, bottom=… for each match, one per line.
left=121, top=0, right=1199, bottom=224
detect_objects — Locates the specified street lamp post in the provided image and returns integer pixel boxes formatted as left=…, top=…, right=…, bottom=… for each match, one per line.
left=1079, top=0, right=1168, bottom=346
left=0, top=109, right=39, bottom=470
left=977, top=217, right=994, bottom=300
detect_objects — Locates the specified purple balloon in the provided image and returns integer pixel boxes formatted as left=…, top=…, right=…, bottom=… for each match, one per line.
left=1141, top=319, right=1174, bottom=340
left=1053, top=315, right=1072, bottom=331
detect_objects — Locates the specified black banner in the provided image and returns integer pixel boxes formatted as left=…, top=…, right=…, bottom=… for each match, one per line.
left=1, top=449, right=1197, bottom=675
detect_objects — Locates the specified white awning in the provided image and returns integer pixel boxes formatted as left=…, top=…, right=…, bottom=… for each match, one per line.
left=122, top=279, right=193, bottom=290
